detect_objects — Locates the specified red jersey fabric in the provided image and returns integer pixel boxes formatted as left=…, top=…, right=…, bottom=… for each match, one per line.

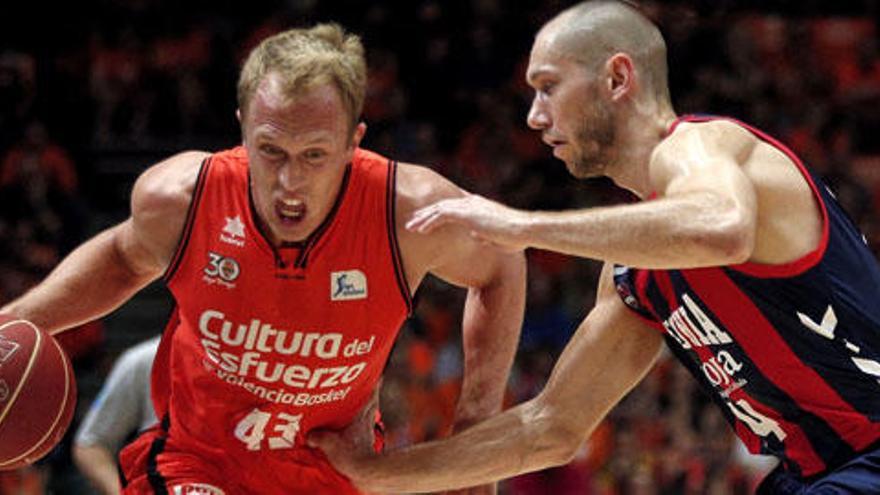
left=120, top=146, right=411, bottom=494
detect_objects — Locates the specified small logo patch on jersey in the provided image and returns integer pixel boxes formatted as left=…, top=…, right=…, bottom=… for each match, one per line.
left=172, top=483, right=225, bottom=495
left=0, top=380, right=9, bottom=402
left=220, top=215, right=246, bottom=247
left=203, top=252, right=241, bottom=289
left=331, top=270, right=368, bottom=301
left=616, top=283, right=640, bottom=311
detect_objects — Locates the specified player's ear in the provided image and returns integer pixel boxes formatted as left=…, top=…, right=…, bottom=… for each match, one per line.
left=236, top=109, right=247, bottom=145
left=350, top=122, right=367, bottom=150
left=606, top=53, right=635, bottom=102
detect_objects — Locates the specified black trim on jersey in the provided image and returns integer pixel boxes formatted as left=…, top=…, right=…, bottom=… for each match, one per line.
left=163, top=156, right=212, bottom=284
left=642, top=274, right=669, bottom=321
left=146, top=434, right=169, bottom=495
left=294, top=164, right=352, bottom=268
left=117, top=459, right=128, bottom=488
left=386, top=160, right=414, bottom=315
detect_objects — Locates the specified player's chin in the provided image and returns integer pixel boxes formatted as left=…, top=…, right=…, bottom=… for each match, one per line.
left=551, top=143, right=568, bottom=161
left=553, top=146, right=581, bottom=172
left=271, top=216, right=312, bottom=242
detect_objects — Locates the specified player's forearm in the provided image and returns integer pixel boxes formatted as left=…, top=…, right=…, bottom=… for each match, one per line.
left=72, top=444, right=122, bottom=495
left=522, top=193, right=753, bottom=269
left=456, top=250, right=526, bottom=423
left=1, top=226, right=160, bottom=334
left=358, top=397, right=574, bottom=493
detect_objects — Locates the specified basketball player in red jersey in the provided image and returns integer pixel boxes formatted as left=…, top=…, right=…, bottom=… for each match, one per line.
left=0, top=24, right=526, bottom=494
left=312, top=2, right=880, bottom=494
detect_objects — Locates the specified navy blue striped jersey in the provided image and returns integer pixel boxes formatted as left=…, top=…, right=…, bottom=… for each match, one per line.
left=613, top=115, right=880, bottom=477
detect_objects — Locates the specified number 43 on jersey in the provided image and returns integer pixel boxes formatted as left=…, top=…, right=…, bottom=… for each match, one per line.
left=234, top=409, right=303, bottom=451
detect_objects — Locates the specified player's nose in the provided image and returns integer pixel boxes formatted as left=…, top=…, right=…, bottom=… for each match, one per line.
left=277, top=162, right=305, bottom=191
left=527, top=97, right=551, bottom=130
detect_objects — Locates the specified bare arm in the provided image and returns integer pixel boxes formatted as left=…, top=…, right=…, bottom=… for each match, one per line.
left=312, top=264, right=663, bottom=493
left=0, top=151, right=206, bottom=334
left=408, top=121, right=760, bottom=269
left=72, top=445, right=120, bottom=495
left=453, top=255, right=526, bottom=426
left=397, top=163, right=527, bottom=427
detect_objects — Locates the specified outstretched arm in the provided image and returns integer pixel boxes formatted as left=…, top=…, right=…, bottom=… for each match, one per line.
left=1, top=151, right=206, bottom=334
left=311, top=263, right=663, bottom=493
left=408, top=120, right=760, bottom=269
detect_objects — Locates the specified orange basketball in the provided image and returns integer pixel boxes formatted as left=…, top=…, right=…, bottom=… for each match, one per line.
left=0, top=315, right=76, bottom=470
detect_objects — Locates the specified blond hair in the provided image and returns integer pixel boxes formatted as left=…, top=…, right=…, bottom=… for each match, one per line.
left=238, top=23, right=366, bottom=133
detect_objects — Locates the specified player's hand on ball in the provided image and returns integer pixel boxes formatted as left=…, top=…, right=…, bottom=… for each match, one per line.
left=406, top=193, right=529, bottom=252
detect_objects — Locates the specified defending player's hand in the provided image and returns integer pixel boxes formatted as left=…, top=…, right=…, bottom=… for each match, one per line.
left=308, top=390, right=380, bottom=491
left=405, top=193, right=529, bottom=251
left=308, top=428, right=374, bottom=491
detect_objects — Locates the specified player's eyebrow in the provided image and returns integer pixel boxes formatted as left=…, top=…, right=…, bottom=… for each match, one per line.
left=526, top=67, right=557, bottom=86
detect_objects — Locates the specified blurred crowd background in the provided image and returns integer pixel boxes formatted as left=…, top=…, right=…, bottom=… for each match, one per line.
left=2, top=1, right=880, bottom=493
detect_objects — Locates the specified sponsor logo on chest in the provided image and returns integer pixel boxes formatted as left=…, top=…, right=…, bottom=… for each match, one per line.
left=331, top=269, right=368, bottom=301
left=197, top=309, right=378, bottom=400
left=662, top=294, right=746, bottom=397
left=662, top=293, right=733, bottom=349
left=663, top=295, right=789, bottom=442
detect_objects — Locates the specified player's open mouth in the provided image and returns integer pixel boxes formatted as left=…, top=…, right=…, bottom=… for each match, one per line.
left=276, top=198, right=306, bottom=224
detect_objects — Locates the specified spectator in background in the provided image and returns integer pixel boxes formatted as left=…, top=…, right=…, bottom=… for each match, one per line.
left=73, top=337, right=159, bottom=495
left=0, top=120, right=85, bottom=254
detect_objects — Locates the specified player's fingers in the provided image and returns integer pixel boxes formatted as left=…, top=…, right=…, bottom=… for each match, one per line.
left=415, top=210, right=452, bottom=233
left=406, top=209, right=441, bottom=233
left=405, top=213, right=428, bottom=231
left=405, top=204, right=438, bottom=231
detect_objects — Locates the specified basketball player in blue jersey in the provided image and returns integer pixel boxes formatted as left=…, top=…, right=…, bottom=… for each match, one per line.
left=310, top=1, right=880, bottom=493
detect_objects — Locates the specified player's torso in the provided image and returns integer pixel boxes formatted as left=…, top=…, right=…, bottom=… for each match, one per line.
left=614, top=116, right=880, bottom=477
left=158, top=146, right=410, bottom=460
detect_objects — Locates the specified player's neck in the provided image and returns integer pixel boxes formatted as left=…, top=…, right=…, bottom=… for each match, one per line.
left=606, top=104, right=677, bottom=198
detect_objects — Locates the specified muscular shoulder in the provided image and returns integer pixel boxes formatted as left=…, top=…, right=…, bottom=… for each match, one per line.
left=393, top=163, right=473, bottom=286
left=129, top=151, right=210, bottom=268
left=132, top=151, right=208, bottom=217
left=659, top=119, right=756, bottom=157
left=650, top=119, right=758, bottom=190
left=394, top=162, right=465, bottom=218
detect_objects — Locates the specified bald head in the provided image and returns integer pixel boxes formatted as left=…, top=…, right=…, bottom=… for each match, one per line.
left=537, top=0, right=670, bottom=103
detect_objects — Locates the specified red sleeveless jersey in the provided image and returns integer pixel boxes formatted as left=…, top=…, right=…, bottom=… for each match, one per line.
left=147, top=146, right=411, bottom=491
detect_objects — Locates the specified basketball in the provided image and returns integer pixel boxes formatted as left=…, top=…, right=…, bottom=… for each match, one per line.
left=0, top=315, right=76, bottom=470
